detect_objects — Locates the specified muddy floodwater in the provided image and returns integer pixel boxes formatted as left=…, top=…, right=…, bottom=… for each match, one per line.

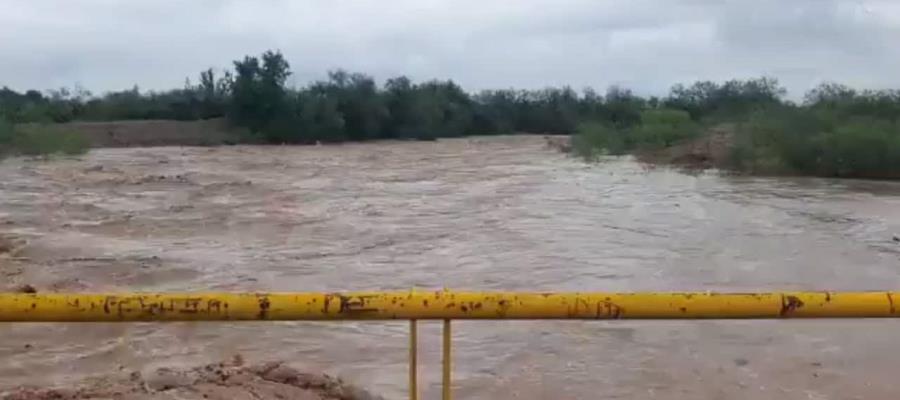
left=2, top=135, right=900, bottom=399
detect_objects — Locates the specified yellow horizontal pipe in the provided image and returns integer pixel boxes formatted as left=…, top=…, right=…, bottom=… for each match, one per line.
left=0, top=291, right=896, bottom=322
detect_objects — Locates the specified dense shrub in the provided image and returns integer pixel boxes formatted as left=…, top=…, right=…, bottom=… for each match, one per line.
left=729, top=106, right=900, bottom=178
left=630, top=109, right=699, bottom=148
left=571, top=122, right=625, bottom=159
left=18, top=125, right=89, bottom=156
left=0, top=123, right=89, bottom=159
left=0, top=118, right=13, bottom=156
left=819, top=118, right=900, bottom=177
left=730, top=106, right=817, bottom=173
left=664, top=78, right=786, bottom=122
left=571, top=109, right=699, bottom=158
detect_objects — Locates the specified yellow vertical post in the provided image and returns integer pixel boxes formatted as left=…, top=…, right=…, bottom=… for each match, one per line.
left=409, top=319, right=418, bottom=400
left=442, top=319, right=452, bottom=400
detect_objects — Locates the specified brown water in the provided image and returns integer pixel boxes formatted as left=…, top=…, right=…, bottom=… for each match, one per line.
left=2, top=135, right=900, bottom=399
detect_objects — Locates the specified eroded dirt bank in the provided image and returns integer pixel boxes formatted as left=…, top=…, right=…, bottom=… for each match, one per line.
left=4, top=359, right=381, bottom=400
left=2, top=136, right=900, bottom=399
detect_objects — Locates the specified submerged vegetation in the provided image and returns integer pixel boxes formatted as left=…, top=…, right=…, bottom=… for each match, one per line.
left=2, top=50, right=899, bottom=177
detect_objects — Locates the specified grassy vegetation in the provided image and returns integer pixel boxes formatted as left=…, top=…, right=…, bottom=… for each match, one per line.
left=0, top=119, right=89, bottom=159
left=571, top=109, right=700, bottom=160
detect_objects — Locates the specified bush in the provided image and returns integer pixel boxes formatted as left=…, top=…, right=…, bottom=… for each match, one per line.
left=571, top=109, right=699, bottom=161
left=0, top=118, right=13, bottom=157
left=631, top=109, right=698, bottom=149
left=818, top=118, right=900, bottom=178
left=664, top=78, right=786, bottom=121
left=731, top=106, right=900, bottom=178
left=58, top=130, right=91, bottom=155
left=571, top=121, right=627, bottom=159
left=3, top=125, right=89, bottom=157
left=731, top=107, right=818, bottom=173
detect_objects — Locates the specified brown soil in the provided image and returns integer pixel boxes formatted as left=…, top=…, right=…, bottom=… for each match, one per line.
left=2, top=359, right=383, bottom=400
left=635, top=125, right=735, bottom=170
left=544, top=126, right=734, bottom=171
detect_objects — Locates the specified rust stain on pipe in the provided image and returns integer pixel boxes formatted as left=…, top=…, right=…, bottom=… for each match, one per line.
left=257, top=295, right=270, bottom=320
left=780, top=295, right=805, bottom=316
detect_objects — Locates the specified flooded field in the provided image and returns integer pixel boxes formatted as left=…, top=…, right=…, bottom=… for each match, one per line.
left=2, top=135, right=900, bottom=399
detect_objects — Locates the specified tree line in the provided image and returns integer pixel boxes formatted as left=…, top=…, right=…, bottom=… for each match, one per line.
left=3, top=50, right=900, bottom=178
left=0, top=50, right=792, bottom=142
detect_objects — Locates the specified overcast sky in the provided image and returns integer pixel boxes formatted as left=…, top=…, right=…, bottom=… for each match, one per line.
left=1, top=0, right=899, bottom=98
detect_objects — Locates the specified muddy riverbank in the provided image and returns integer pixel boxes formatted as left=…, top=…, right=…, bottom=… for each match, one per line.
left=4, top=358, right=381, bottom=400
left=2, top=135, right=900, bottom=399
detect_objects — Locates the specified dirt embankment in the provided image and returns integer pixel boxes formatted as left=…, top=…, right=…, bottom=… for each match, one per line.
left=3, top=359, right=383, bottom=400
left=635, top=125, right=734, bottom=170
left=25, top=119, right=241, bottom=148
left=547, top=125, right=735, bottom=170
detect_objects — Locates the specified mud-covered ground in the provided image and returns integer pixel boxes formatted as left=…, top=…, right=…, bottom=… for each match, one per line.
left=5, top=358, right=381, bottom=400
left=2, top=135, right=900, bottom=399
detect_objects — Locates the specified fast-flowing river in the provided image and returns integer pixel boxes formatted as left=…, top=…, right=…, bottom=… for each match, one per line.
left=2, top=136, right=899, bottom=399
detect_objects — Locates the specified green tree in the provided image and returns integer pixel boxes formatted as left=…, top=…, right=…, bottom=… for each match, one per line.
left=296, top=86, right=346, bottom=143
left=322, top=70, right=387, bottom=141
left=228, top=51, right=293, bottom=141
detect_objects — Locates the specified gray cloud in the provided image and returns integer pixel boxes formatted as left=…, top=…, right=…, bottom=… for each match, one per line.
left=1, top=0, right=897, bottom=98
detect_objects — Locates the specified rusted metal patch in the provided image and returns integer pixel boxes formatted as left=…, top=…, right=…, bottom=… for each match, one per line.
left=595, top=301, right=622, bottom=319
left=257, top=295, right=271, bottom=319
left=338, top=295, right=379, bottom=314
left=780, top=295, right=805, bottom=316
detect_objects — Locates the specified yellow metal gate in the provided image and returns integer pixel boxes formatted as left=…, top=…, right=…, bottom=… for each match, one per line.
left=1, top=290, right=897, bottom=399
